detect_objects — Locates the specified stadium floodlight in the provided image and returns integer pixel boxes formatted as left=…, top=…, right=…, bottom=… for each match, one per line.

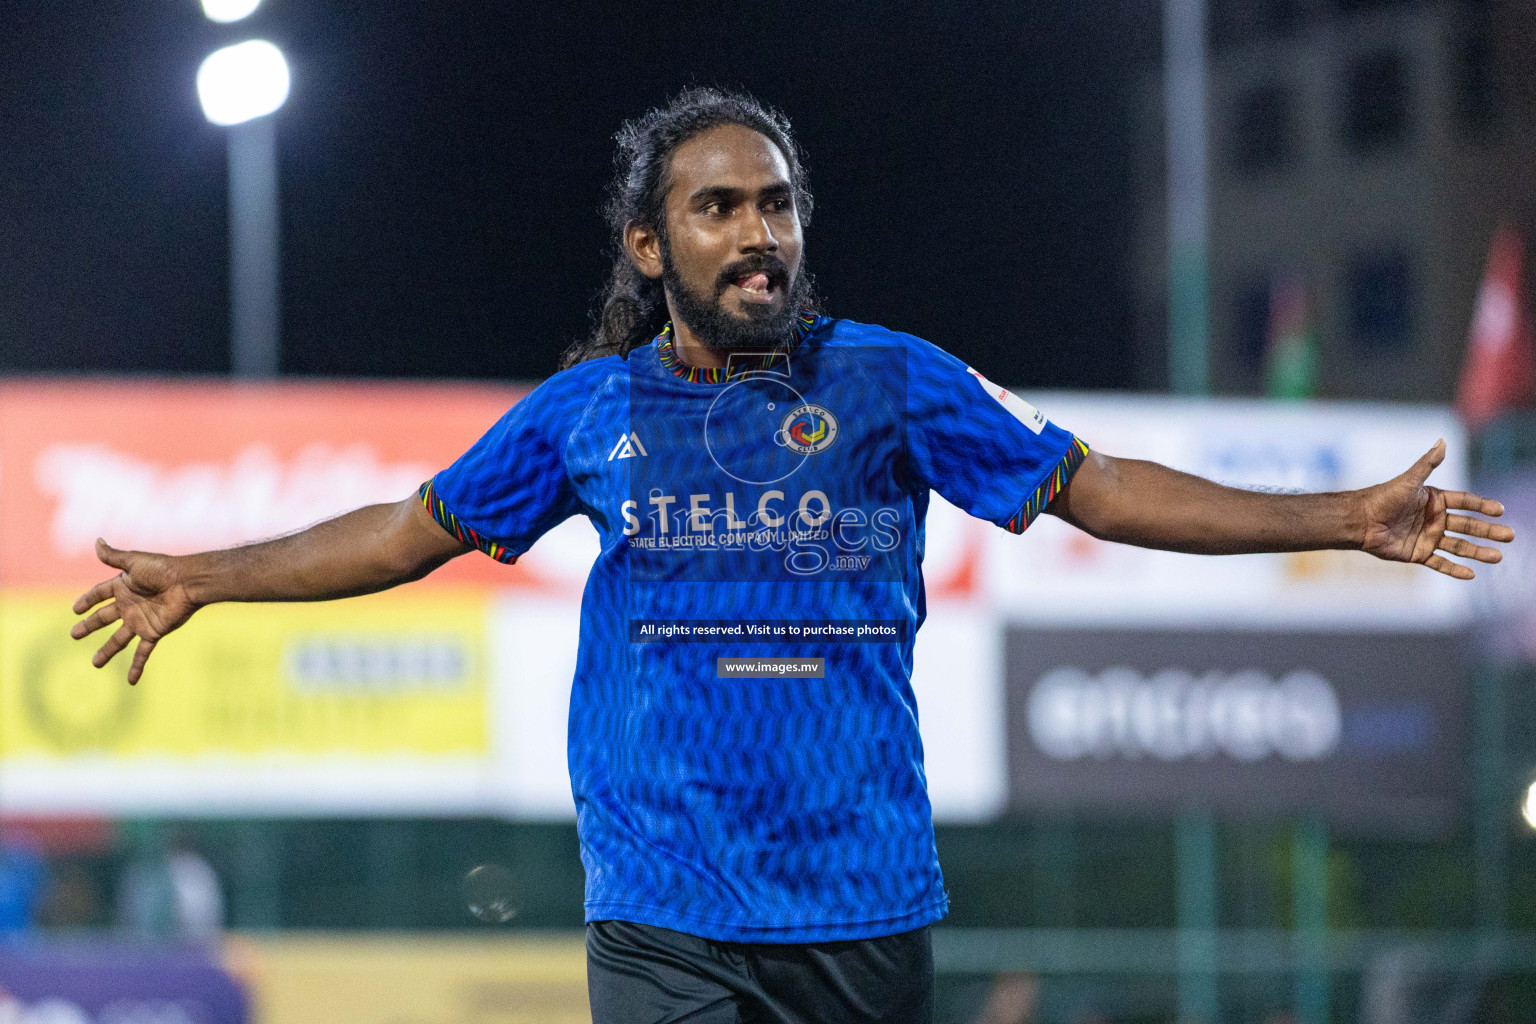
left=196, top=40, right=290, bottom=127
left=1523, top=782, right=1536, bottom=830
left=200, top=0, right=263, bottom=24
left=198, top=40, right=289, bottom=378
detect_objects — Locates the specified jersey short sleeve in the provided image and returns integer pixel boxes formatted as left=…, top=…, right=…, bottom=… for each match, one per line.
left=905, top=335, right=1089, bottom=533
left=419, top=375, right=585, bottom=563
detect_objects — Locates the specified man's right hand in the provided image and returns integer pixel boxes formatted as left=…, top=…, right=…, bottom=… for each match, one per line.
left=67, top=493, right=475, bottom=686
left=72, top=538, right=200, bottom=685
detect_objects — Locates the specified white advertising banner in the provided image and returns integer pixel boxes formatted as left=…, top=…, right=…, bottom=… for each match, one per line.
left=978, top=395, right=1470, bottom=630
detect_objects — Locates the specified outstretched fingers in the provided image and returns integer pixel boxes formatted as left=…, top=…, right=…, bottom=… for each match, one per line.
left=1442, top=490, right=1506, bottom=518
left=1437, top=534, right=1503, bottom=564
left=71, top=601, right=121, bottom=640
left=127, top=637, right=157, bottom=686
left=1420, top=499, right=1516, bottom=578
left=73, top=578, right=118, bottom=616
left=93, top=623, right=136, bottom=669
left=1446, top=514, right=1516, bottom=543
left=1424, top=554, right=1476, bottom=580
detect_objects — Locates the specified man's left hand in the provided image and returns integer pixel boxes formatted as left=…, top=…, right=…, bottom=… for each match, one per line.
left=1360, top=439, right=1515, bottom=579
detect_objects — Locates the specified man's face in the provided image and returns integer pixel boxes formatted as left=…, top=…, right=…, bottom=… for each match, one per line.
left=651, top=124, right=806, bottom=350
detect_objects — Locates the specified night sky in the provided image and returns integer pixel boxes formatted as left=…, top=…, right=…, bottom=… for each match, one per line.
left=2, top=2, right=1153, bottom=387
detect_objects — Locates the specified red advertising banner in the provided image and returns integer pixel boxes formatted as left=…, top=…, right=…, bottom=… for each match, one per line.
left=0, top=378, right=564, bottom=589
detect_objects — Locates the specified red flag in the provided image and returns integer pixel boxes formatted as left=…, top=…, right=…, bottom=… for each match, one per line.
left=1456, top=226, right=1535, bottom=429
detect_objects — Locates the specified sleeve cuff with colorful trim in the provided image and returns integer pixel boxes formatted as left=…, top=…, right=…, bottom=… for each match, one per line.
left=1003, top=436, right=1090, bottom=535
left=419, top=479, right=518, bottom=564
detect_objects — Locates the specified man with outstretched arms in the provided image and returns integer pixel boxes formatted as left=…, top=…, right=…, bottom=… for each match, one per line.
left=73, top=89, right=1513, bottom=1024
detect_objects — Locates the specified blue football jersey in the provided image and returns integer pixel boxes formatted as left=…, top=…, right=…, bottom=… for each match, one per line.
left=424, top=314, right=1087, bottom=942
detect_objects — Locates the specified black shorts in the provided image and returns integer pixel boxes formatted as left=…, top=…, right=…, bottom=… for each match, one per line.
left=586, top=919, right=934, bottom=1024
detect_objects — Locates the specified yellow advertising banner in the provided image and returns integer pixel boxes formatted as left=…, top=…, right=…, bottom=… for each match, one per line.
left=231, top=932, right=589, bottom=1024
left=0, top=589, right=489, bottom=759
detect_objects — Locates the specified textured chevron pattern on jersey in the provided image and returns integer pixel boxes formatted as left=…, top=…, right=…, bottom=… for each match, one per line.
left=425, top=316, right=1084, bottom=943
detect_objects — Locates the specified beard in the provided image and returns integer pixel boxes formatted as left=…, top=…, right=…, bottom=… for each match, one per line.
left=660, top=241, right=813, bottom=352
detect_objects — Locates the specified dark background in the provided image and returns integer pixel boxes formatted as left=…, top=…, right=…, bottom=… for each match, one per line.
left=1, top=1, right=1151, bottom=385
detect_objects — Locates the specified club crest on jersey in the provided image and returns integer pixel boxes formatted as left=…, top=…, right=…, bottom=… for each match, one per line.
left=777, top=404, right=839, bottom=455
left=607, top=431, right=648, bottom=461
left=966, top=367, right=1047, bottom=434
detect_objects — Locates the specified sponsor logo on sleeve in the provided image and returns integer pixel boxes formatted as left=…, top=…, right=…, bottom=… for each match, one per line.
left=967, top=367, right=1047, bottom=434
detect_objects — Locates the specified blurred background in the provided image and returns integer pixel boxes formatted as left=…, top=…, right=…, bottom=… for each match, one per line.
left=2, top=1, right=1535, bottom=1022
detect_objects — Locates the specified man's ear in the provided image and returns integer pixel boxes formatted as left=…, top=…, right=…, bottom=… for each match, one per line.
left=625, top=222, right=664, bottom=281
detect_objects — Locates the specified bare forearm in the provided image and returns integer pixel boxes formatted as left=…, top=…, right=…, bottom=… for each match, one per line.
left=180, top=499, right=462, bottom=605
left=1050, top=452, right=1366, bottom=555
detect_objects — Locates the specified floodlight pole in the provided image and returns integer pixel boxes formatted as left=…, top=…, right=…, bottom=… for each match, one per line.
left=1165, top=1, right=1217, bottom=1018
left=228, top=115, right=280, bottom=378
left=1175, top=810, right=1218, bottom=1024
left=1164, top=0, right=1209, bottom=396
left=1293, top=819, right=1329, bottom=1024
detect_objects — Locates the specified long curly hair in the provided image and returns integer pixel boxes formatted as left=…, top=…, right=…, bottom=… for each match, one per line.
left=558, top=87, right=817, bottom=369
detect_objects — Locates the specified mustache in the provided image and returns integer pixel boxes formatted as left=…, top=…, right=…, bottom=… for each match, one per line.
left=715, top=255, right=791, bottom=295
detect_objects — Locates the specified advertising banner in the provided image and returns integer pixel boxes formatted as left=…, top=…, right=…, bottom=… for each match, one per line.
left=240, top=933, right=587, bottom=1024
left=0, top=380, right=535, bottom=589
left=0, top=379, right=1476, bottom=820
left=0, top=590, right=495, bottom=815
left=986, top=396, right=1470, bottom=630
left=1004, top=627, right=1467, bottom=831
left=0, top=943, right=245, bottom=1024
left=0, top=381, right=534, bottom=815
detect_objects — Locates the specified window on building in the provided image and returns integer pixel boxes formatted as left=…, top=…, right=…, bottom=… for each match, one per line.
left=1232, top=82, right=1297, bottom=174
left=1342, top=49, right=1411, bottom=154
left=1345, top=250, right=1414, bottom=350
left=1454, top=20, right=1498, bottom=132
left=1335, top=0, right=1420, bottom=12
left=1211, top=0, right=1304, bottom=50
left=1233, top=277, right=1273, bottom=377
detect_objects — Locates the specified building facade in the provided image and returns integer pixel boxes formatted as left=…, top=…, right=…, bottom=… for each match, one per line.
left=1132, top=0, right=1536, bottom=399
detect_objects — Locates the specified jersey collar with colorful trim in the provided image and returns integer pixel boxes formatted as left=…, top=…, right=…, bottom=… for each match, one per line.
left=653, top=310, right=819, bottom=384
